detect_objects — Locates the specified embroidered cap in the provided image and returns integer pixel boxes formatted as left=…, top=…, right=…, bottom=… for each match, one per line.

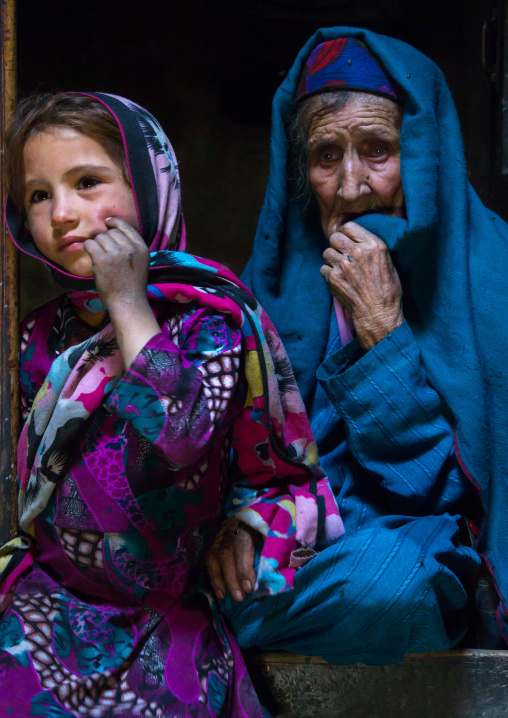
left=296, top=37, right=403, bottom=104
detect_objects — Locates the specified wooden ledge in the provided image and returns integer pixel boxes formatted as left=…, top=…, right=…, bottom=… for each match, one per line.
left=244, top=650, right=508, bottom=717
left=246, top=648, right=508, bottom=664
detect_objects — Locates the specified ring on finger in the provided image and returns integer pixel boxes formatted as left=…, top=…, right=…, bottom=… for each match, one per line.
left=233, top=520, right=247, bottom=536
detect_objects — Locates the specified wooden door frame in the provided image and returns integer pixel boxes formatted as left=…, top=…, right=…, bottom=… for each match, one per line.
left=0, top=0, right=18, bottom=544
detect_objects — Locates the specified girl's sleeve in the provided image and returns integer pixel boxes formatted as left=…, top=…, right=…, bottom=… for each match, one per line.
left=316, top=321, right=474, bottom=514
left=105, top=307, right=242, bottom=469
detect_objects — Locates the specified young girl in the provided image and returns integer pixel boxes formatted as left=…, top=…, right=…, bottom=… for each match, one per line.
left=0, top=92, right=342, bottom=716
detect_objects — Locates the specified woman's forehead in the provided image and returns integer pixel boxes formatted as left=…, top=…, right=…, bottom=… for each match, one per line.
left=307, top=94, right=402, bottom=144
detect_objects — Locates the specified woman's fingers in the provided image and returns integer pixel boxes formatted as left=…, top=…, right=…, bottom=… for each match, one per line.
left=321, top=222, right=404, bottom=349
left=330, top=220, right=378, bottom=243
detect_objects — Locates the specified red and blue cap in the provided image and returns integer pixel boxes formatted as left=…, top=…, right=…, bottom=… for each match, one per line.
left=296, top=37, right=403, bottom=104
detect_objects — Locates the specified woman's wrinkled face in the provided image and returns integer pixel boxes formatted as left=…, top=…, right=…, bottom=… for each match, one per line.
left=307, top=93, right=405, bottom=238
left=23, top=127, right=139, bottom=278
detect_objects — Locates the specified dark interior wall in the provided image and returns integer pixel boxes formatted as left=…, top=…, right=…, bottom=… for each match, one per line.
left=16, top=0, right=496, bottom=317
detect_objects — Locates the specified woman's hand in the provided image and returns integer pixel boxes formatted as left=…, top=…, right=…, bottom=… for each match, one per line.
left=205, top=518, right=257, bottom=602
left=83, top=217, right=149, bottom=310
left=320, top=221, right=404, bottom=350
left=84, top=217, right=160, bottom=368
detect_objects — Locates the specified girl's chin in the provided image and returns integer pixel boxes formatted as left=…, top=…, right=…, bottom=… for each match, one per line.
left=57, top=260, right=94, bottom=279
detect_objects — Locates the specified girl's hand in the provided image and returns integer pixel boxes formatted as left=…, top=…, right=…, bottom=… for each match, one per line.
left=84, top=217, right=160, bottom=369
left=83, top=217, right=149, bottom=311
left=205, top=518, right=258, bottom=602
left=320, top=221, right=404, bottom=350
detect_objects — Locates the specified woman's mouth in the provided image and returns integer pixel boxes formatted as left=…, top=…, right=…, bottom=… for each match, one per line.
left=338, top=207, right=403, bottom=227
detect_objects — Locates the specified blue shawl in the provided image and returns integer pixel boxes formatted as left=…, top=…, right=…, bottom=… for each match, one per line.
left=242, top=26, right=508, bottom=637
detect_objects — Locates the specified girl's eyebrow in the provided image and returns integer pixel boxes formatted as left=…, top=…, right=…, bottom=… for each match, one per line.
left=25, top=164, right=114, bottom=189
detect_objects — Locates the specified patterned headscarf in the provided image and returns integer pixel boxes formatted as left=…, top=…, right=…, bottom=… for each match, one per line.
left=296, top=37, right=403, bottom=104
left=6, top=93, right=185, bottom=292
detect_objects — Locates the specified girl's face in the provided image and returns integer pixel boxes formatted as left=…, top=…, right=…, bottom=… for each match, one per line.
left=23, top=127, right=139, bottom=278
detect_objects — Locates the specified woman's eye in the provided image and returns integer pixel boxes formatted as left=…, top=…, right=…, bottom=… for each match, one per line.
left=29, top=190, right=49, bottom=204
left=320, top=149, right=340, bottom=163
left=78, top=176, right=100, bottom=190
left=367, top=144, right=388, bottom=159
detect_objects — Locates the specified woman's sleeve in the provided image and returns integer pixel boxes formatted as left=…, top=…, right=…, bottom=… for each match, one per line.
left=316, top=321, right=472, bottom=513
left=105, top=308, right=242, bottom=469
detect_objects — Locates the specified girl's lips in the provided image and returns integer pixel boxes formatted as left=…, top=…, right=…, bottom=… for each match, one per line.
left=58, top=237, right=88, bottom=252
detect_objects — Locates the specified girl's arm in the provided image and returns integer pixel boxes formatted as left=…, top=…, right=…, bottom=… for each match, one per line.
left=84, top=217, right=243, bottom=468
left=105, top=319, right=242, bottom=469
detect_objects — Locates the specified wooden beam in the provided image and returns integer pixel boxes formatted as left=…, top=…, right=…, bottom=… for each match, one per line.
left=0, top=0, right=18, bottom=543
left=245, top=649, right=508, bottom=717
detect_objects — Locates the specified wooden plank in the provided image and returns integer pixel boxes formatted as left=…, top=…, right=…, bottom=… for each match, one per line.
left=245, top=650, right=508, bottom=717
left=0, top=0, right=18, bottom=543
left=247, top=648, right=508, bottom=665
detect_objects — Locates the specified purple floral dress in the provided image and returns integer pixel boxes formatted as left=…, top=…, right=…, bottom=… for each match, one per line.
left=0, top=94, right=342, bottom=716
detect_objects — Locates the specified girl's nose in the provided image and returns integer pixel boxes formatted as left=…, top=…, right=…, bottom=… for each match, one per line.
left=336, top=155, right=371, bottom=202
left=51, top=191, right=79, bottom=228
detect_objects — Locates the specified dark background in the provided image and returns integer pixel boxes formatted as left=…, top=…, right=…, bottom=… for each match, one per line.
left=17, top=0, right=502, bottom=315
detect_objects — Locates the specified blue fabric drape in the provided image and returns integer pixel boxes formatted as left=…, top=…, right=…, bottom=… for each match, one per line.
left=242, top=27, right=508, bottom=638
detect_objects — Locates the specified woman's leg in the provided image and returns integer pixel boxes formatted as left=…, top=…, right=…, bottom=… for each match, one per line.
left=221, top=514, right=479, bottom=665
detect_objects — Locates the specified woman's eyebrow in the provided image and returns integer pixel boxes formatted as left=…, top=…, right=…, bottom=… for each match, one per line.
left=307, top=137, right=338, bottom=150
left=357, top=127, right=399, bottom=140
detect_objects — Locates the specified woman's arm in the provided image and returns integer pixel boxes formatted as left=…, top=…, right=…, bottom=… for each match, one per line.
left=317, top=321, right=472, bottom=514
left=320, top=222, right=469, bottom=513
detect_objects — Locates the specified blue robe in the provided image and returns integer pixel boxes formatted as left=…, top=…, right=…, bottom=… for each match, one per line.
left=223, top=318, right=479, bottom=664
left=222, top=26, right=508, bottom=660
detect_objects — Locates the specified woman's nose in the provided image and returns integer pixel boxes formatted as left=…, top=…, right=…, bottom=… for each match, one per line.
left=51, top=191, right=79, bottom=228
left=336, top=156, right=370, bottom=202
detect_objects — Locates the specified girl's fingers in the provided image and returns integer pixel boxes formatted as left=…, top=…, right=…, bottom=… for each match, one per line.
left=220, top=545, right=245, bottom=602
left=233, top=525, right=257, bottom=594
left=83, top=237, right=105, bottom=258
left=205, top=548, right=227, bottom=601
left=91, top=229, right=134, bottom=251
left=205, top=518, right=257, bottom=603
left=105, top=216, right=145, bottom=246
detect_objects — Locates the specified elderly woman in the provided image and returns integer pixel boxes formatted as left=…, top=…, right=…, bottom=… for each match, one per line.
left=207, top=28, right=508, bottom=663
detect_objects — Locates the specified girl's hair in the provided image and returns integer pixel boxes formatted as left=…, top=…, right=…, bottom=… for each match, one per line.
left=6, top=92, right=128, bottom=212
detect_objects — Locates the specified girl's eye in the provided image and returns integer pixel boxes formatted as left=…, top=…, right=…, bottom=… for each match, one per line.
left=29, top=190, right=49, bottom=204
left=78, top=176, right=100, bottom=190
